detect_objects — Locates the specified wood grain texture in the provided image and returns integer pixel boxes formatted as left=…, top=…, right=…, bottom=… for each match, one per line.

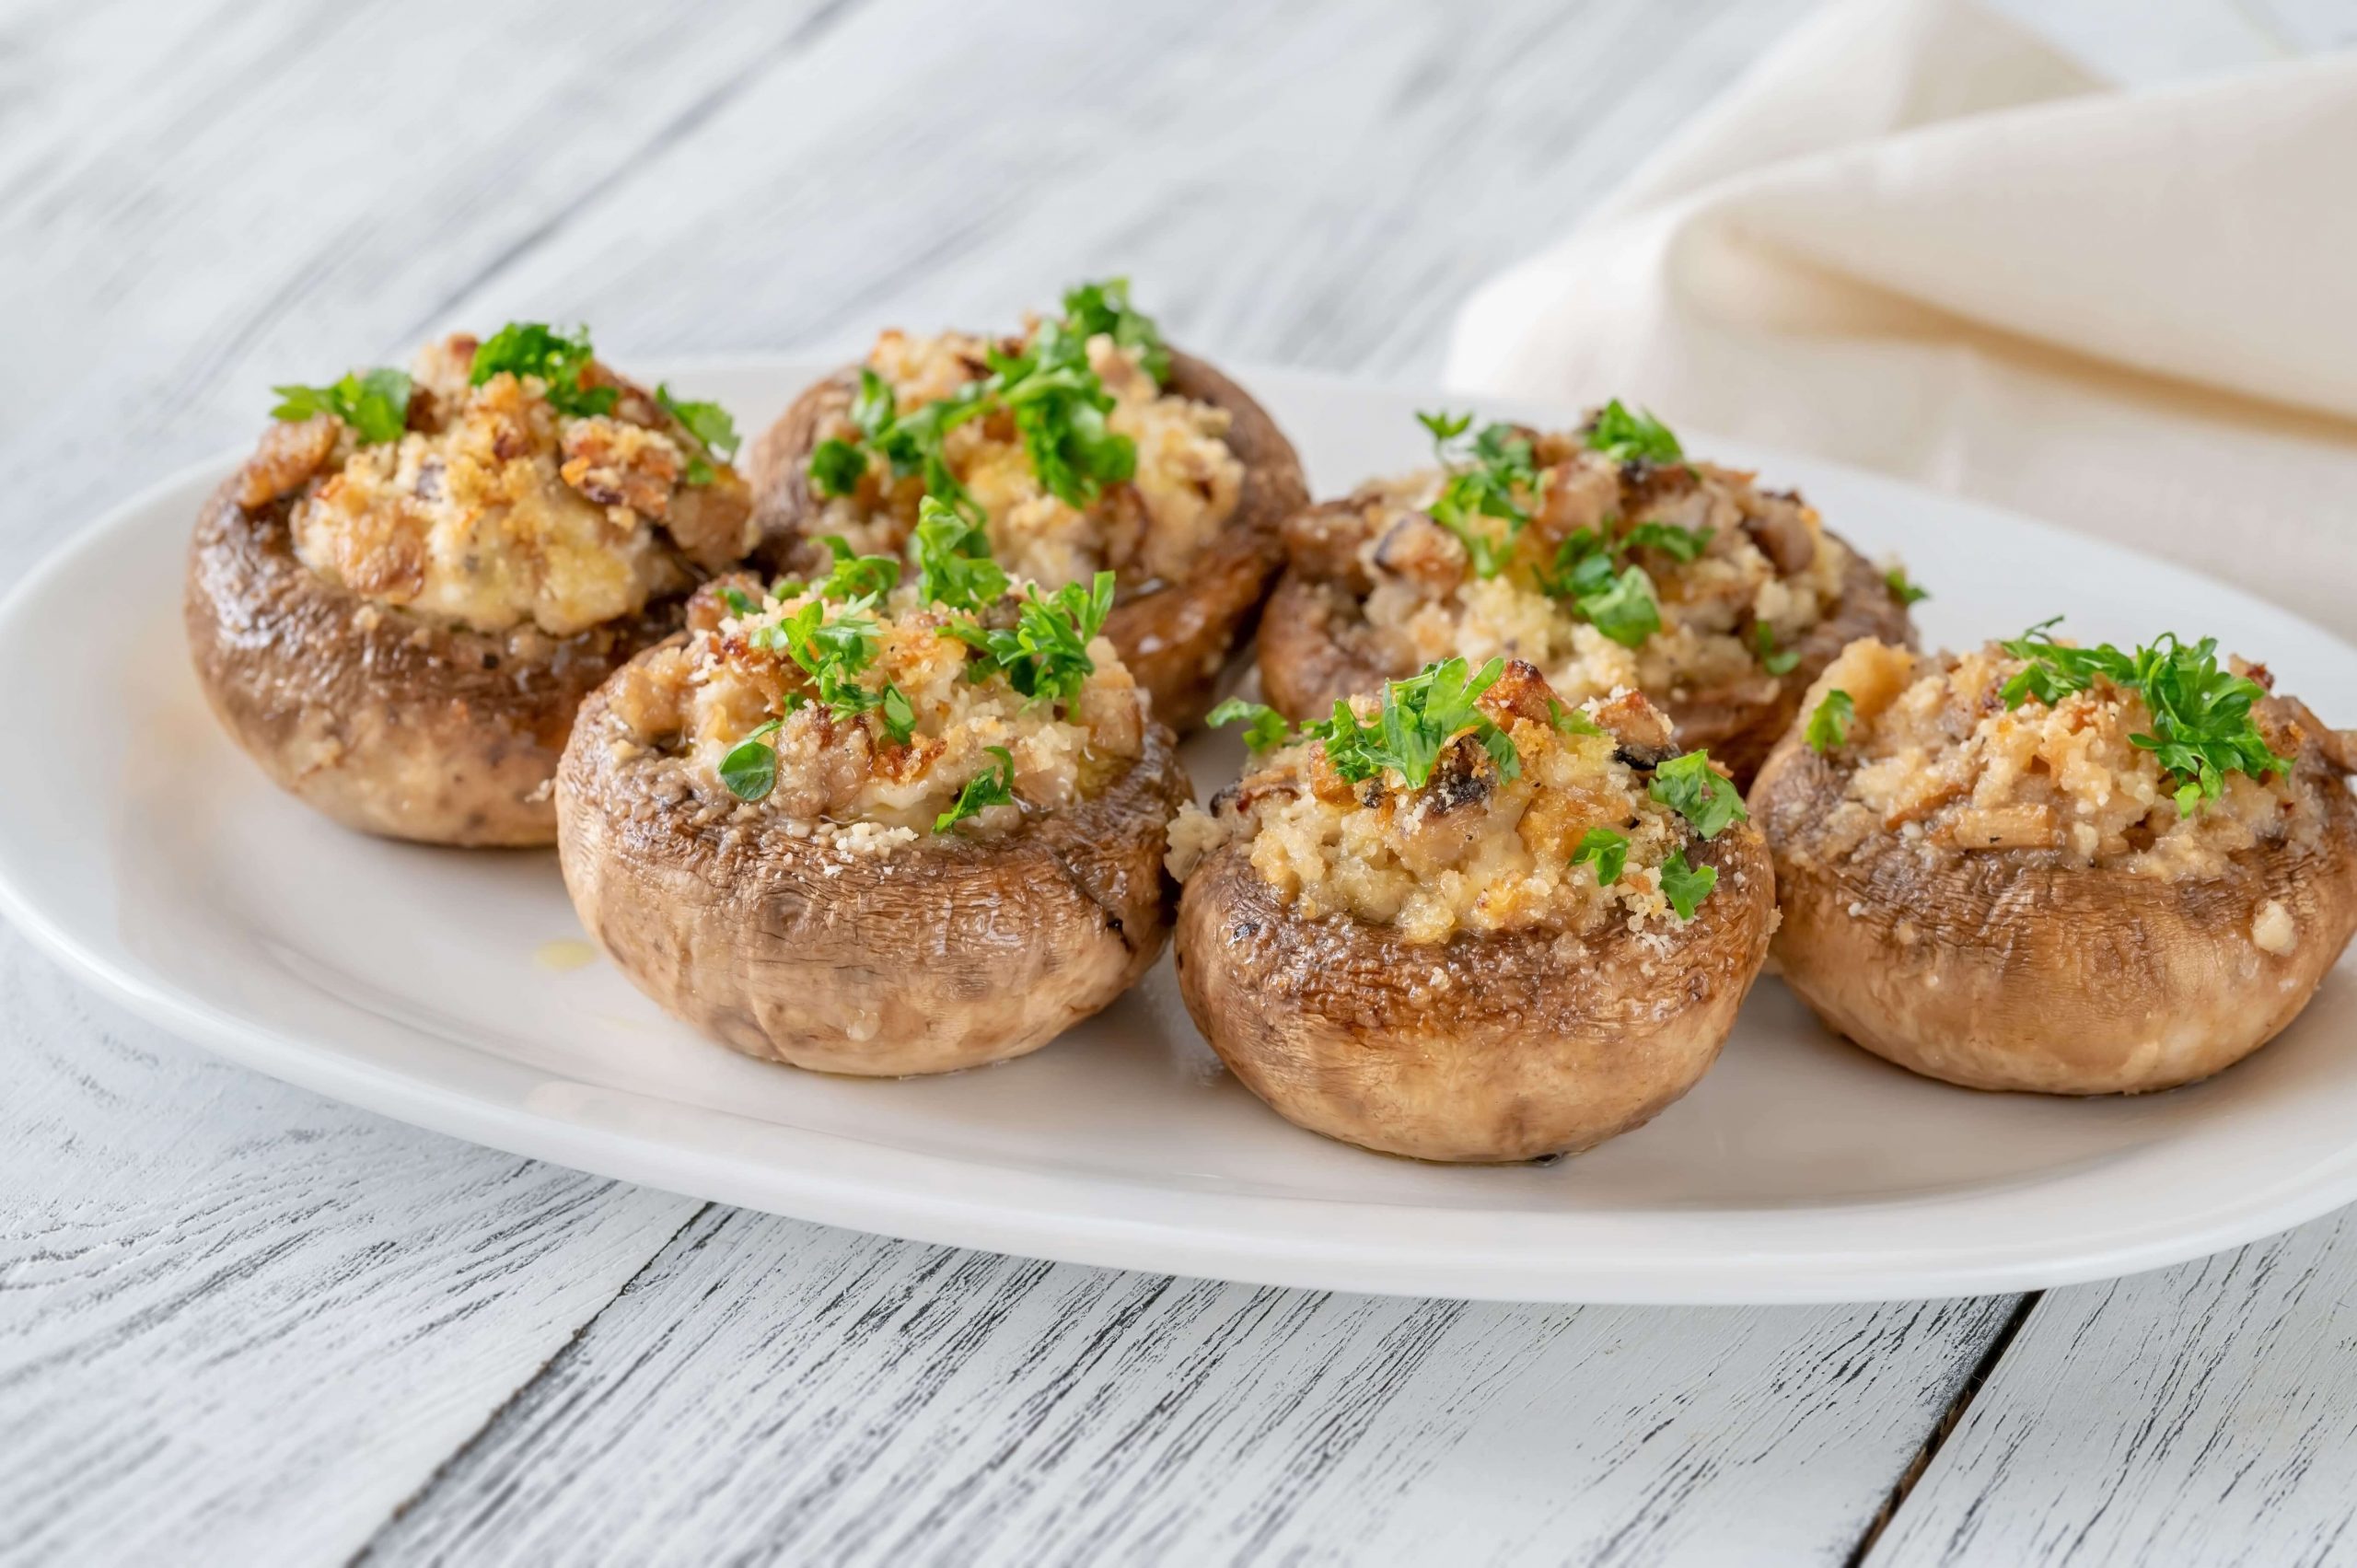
left=1867, top=1211, right=2357, bottom=1568
left=9, top=0, right=2351, bottom=1563
left=0, top=932, right=702, bottom=1568
left=361, top=1209, right=2017, bottom=1568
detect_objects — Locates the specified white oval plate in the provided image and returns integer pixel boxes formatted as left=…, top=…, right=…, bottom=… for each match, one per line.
left=4, top=358, right=2353, bottom=1305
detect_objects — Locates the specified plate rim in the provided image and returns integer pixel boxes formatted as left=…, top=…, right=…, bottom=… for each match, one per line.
left=6, top=361, right=2356, bottom=1306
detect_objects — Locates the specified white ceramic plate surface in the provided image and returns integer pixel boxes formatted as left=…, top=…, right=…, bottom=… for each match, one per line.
left=5, top=357, right=2353, bottom=1305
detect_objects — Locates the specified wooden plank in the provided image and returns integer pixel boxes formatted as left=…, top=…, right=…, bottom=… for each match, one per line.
left=361, top=1207, right=2018, bottom=1567
left=1865, top=1211, right=2357, bottom=1568
left=0, top=931, right=704, bottom=1566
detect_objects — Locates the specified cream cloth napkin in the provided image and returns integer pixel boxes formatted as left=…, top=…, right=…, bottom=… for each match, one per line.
left=1444, top=0, right=2357, bottom=641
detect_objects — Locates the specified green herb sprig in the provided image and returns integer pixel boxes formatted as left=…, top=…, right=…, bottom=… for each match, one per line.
left=1585, top=399, right=1684, bottom=465
left=1648, top=749, right=1747, bottom=840
left=1997, top=620, right=2288, bottom=812
left=935, top=746, right=1017, bottom=833
left=719, top=718, right=784, bottom=802
left=1754, top=622, right=1801, bottom=676
left=1534, top=529, right=1660, bottom=648
left=1885, top=565, right=1930, bottom=606
left=946, top=571, right=1115, bottom=708
left=1571, top=827, right=1628, bottom=886
left=1305, top=656, right=1520, bottom=791
left=470, top=322, right=616, bottom=418
left=271, top=367, right=413, bottom=446
left=1805, top=690, right=1854, bottom=753
left=911, top=496, right=1011, bottom=612
left=1206, top=699, right=1295, bottom=755
left=1414, top=411, right=1544, bottom=579
left=656, top=384, right=740, bottom=486
left=1658, top=853, right=1717, bottom=920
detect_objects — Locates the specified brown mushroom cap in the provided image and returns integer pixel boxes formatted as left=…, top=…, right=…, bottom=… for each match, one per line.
left=1749, top=708, right=2357, bottom=1095
left=1172, top=821, right=1776, bottom=1162
left=184, top=477, right=676, bottom=846
left=555, top=659, right=1193, bottom=1076
left=744, top=348, right=1306, bottom=734
left=1259, top=510, right=1912, bottom=786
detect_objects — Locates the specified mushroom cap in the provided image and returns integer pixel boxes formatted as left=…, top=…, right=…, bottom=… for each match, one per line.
left=745, top=348, right=1306, bottom=733
left=1172, top=820, right=1776, bottom=1162
left=184, top=476, right=674, bottom=846
left=1258, top=514, right=1912, bottom=786
left=556, top=659, right=1193, bottom=1076
left=1749, top=713, right=2357, bottom=1095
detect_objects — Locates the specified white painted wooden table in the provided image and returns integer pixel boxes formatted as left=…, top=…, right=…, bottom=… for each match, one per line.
left=5, top=2, right=2354, bottom=1562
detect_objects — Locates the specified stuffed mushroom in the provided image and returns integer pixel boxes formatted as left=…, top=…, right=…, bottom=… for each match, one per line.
left=186, top=325, right=759, bottom=845
left=1752, top=627, right=2357, bottom=1095
left=1170, top=657, right=1775, bottom=1162
left=1260, top=403, right=1916, bottom=785
left=556, top=537, right=1190, bottom=1076
left=745, top=279, right=1307, bottom=732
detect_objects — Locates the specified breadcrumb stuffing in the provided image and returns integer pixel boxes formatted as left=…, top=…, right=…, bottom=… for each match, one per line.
left=1169, top=663, right=1709, bottom=944
left=808, top=328, right=1243, bottom=590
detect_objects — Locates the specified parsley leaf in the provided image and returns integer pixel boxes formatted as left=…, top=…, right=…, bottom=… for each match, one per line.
left=1535, top=530, right=1661, bottom=647
left=270, top=367, right=412, bottom=445
left=1648, top=749, right=1747, bottom=839
left=935, top=746, right=1017, bottom=833
left=1305, top=656, right=1519, bottom=790
left=911, top=496, right=1011, bottom=612
left=1621, top=520, right=1713, bottom=562
left=1585, top=399, right=1684, bottom=465
left=469, top=322, right=616, bottom=418
left=718, top=585, right=757, bottom=619
left=1061, top=277, right=1171, bottom=383
left=1997, top=621, right=2288, bottom=812
left=947, top=572, right=1113, bottom=707
left=1571, top=827, right=1628, bottom=886
left=813, top=536, right=902, bottom=601
left=1754, top=622, right=1801, bottom=676
left=1206, top=699, right=1295, bottom=754
left=718, top=718, right=784, bottom=802
left=1805, top=690, right=1854, bottom=752
left=754, top=596, right=883, bottom=720
left=656, top=384, right=739, bottom=486
left=1885, top=565, right=1930, bottom=606
left=1548, top=698, right=1603, bottom=737
left=1418, top=410, right=1542, bottom=580
left=1658, top=852, right=1717, bottom=920
left=878, top=683, right=917, bottom=745
left=808, top=439, right=867, bottom=498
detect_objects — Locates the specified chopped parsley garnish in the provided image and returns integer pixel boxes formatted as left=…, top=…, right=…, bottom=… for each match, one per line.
left=1753, top=622, right=1801, bottom=676
left=1885, top=565, right=1930, bottom=606
left=1571, top=827, right=1628, bottom=886
left=1205, top=698, right=1295, bottom=754
left=1060, top=276, right=1171, bottom=383
left=1648, top=749, right=1747, bottom=839
left=717, top=585, right=758, bottom=618
left=270, top=367, right=412, bottom=446
left=1415, top=410, right=1543, bottom=579
left=1585, top=399, right=1684, bottom=465
left=469, top=322, right=617, bottom=418
left=1537, top=531, right=1660, bottom=648
left=1805, top=690, right=1854, bottom=753
left=808, top=278, right=1165, bottom=518
left=1305, top=656, right=1519, bottom=790
left=878, top=683, right=917, bottom=745
left=718, top=718, right=784, bottom=802
left=656, top=384, right=739, bottom=486
left=1548, top=699, right=1603, bottom=737
left=946, top=571, right=1114, bottom=708
left=752, top=596, right=885, bottom=721
left=911, top=496, right=1010, bottom=612
left=1997, top=620, right=2288, bottom=812
left=1658, top=852, right=1717, bottom=920
left=1621, top=520, right=1713, bottom=562
left=935, top=746, right=1017, bottom=833
left=813, top=536, right=902, bottom=601
left=807, top=438, right=867, bottom=497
